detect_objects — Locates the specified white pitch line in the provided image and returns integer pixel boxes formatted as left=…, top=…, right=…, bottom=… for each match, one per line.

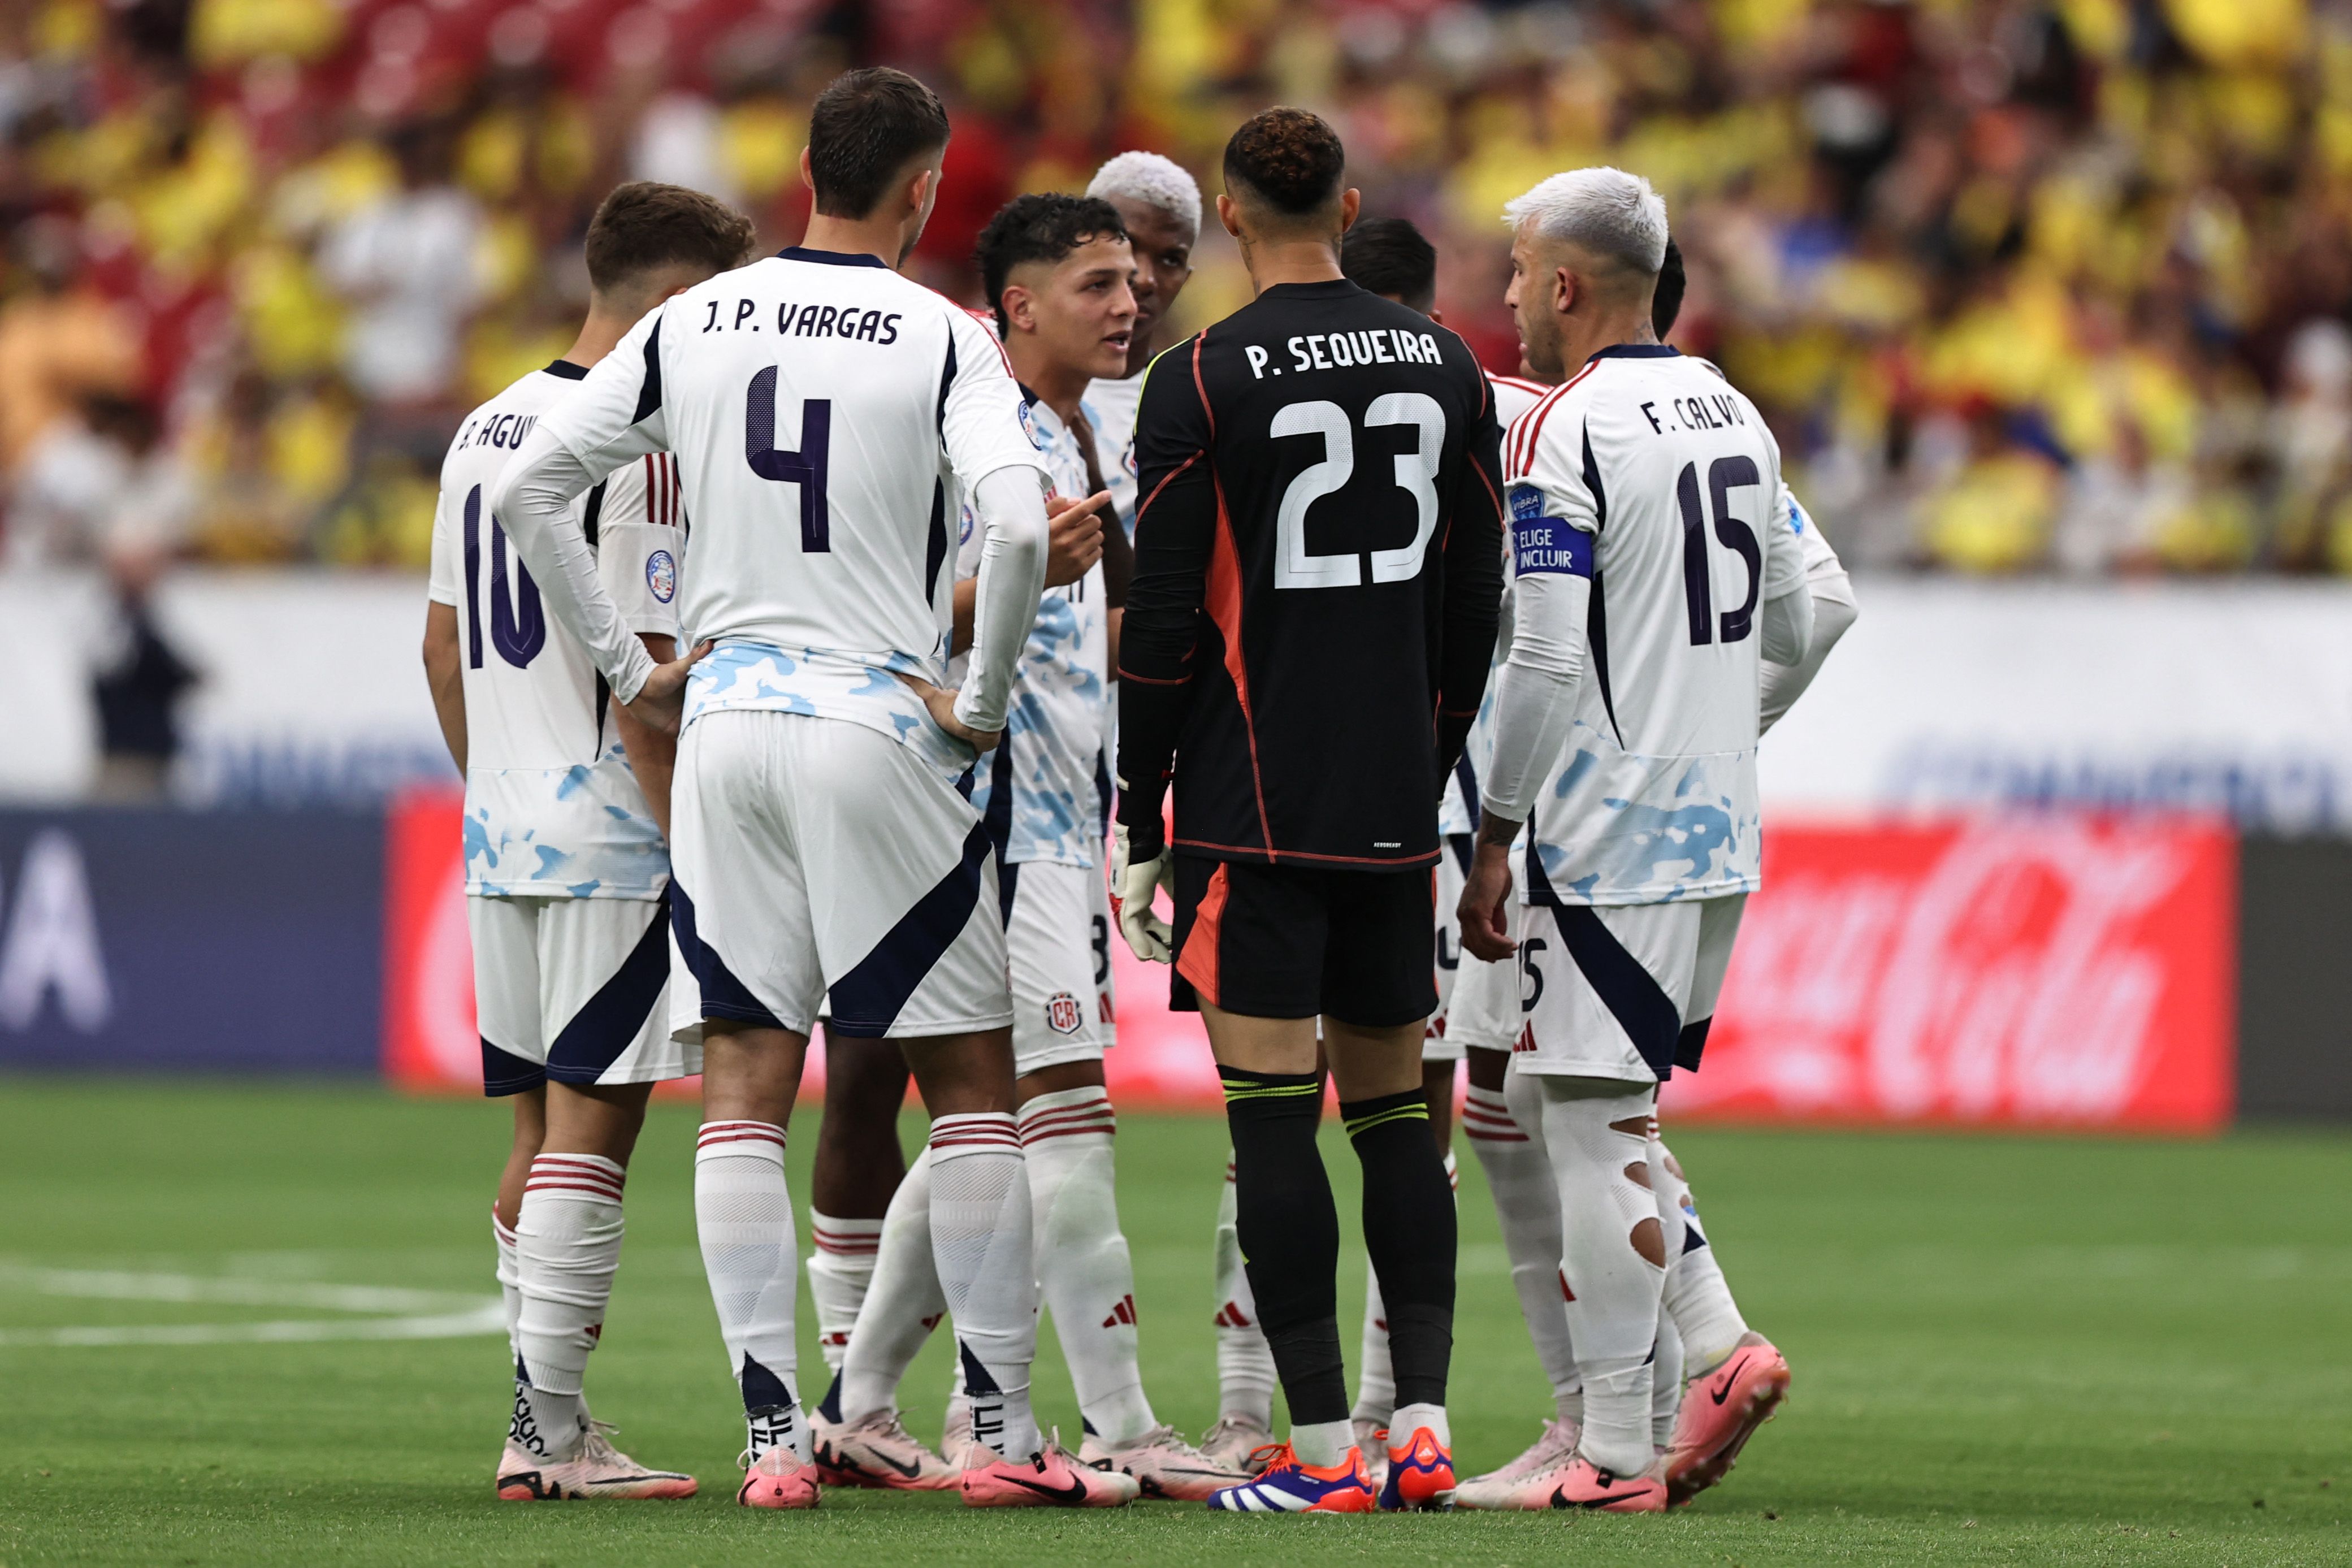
left=0, top=1262, right=504, bottom=1348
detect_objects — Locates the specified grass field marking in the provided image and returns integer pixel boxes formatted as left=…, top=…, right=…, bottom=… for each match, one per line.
left=0, top=1261, right=502, bottom=1348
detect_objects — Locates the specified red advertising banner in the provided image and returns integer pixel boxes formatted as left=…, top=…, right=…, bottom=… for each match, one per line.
left=384, top=792, right=2233, bottom=1131
left=1663, top=816, right=2237, bottom=1133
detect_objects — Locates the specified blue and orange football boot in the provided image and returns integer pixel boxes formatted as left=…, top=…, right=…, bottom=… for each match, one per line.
left=1376, top=1426, right=1455, bottom=1511
left=1204, top=1443, right=1378, bottom=1513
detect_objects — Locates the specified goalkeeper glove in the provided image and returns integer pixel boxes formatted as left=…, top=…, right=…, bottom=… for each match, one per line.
left=1108, top=818, right=1175, bottom=964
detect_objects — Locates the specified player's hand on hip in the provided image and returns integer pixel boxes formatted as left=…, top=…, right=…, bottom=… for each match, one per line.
left=622, top=639, right=713, bottom=737
left=1044, top=490, right=1110, bottom=587
left=1109, top=818, right=1175, bottom=964
left=894, top=673, right=1003, bottom=752
left=1457, top=839, right=1519, bottom=963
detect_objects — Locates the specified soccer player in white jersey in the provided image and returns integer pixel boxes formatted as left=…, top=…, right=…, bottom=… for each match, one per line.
left=1449, top=236, right=1859, bottom=1509
left=490, top=68, right=1134, bottom=1511
left=818, top=193, right=1244, bottom=1501
left=1079, top=152, right=1201, bottom=537
left=1456, top=168, right=1816, bottom=1514
left=421, top=181, right=755, bottom=1501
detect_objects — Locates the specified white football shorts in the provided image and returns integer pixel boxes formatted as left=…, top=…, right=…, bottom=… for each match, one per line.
left=469, top=892, right=694, bottom=1094
left=669, top=710, right=1012, bottom=1039
left=1001, top=858, right=1116, bottom=1076
left=1511, top=892, right=1746, bottom=1084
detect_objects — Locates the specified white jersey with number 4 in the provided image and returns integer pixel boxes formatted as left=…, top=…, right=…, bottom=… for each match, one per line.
left=529, top=247, right=1051, bottom=785
left=427, top=362, right=684, bottom=900
left=1505, top=344, right=1804, bottom=906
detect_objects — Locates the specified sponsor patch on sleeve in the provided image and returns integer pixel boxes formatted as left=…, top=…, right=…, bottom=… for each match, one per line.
left=1513, top=514, right=1593, bottom=578
left=1508, top=483, right=1546, bottom=523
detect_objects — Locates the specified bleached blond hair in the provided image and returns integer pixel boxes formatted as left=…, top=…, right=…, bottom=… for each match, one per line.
left=1502, top=167, right=1668, bottom=276
left=1086, top=151, right=1202, bottom=241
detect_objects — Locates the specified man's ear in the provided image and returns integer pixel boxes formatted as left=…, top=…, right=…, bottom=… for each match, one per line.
left=1216, top=192, right=1242, bottom=240
left=1000, top=283, right=1036, bottom=335
left=1337, top=188, right=1361, bottom=233
left=907, top=164, right=938, bottom=216
left=800, top=144, right=815, bottom=193
left=1552, top=264, right=1578, bottom=318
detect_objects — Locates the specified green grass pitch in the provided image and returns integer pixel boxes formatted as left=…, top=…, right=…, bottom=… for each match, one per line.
left=0, top=1079, right=2344, bottom=1565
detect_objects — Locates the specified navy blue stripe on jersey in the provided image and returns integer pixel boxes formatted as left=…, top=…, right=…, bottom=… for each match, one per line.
left=936, top=333, right=958, bottom=436
left=982, top=742, right=1017, bottom=926
left=1589, top=343, right=1682, bottom=360
left=827, top=820, right=995, bottom=1037
left=546, top=894, right=670, bottom=1082
left=1588, top=566, right=1623, bottom=748
left=1525, top=866, right=1680, bottom=1080
left=670, top=878, right=785, bottom=1029
left=925, top=479, right=947, bottom=605
left=543, top=358, right=590, bottom=380
left=777, top=246, right=891, bottom=268
left=481, top=1037, right=544, bottom=1096
left=581, top=478, right=606, bottom=549
left=1579, top=423, right=1609, bottom=531
left=1446, top=830, right=1475, bottom=877
left=630, top=317, right=663, bottom=425
left=1453, top=753, right=1480, bottom=831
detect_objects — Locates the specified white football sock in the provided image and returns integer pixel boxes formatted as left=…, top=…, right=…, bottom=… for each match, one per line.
left=1212, top=1153, right=1279, bottom=1426
left=1290, top=1418, right=1353, bottom=1468
left=1485, top=1073, right=1582, bottom=1417
left=1651, top=1305, right=1683, bottom=1448
left=1019, top=1089, right=1155, bottom=1445
left=694, top=1120, right=809, bottom=1463
left=1353, top=1272, right=1393, bottom=1426
left=492, top=1207, right=521, bottom=1357
left=1537, top=1080, right=1664, bottom=1476
left=807, top=1211, right=882, bottom=1378
left=515, top=1152, right=626, bottom=1406
left=926, top=1114, right=1040, bottom=1461
left=1654, top=1134, right=1749, bottom=1378
left=838, top=1148, right=948, bottom=1424
left=1391, top=1400, right=1450, bottom=1447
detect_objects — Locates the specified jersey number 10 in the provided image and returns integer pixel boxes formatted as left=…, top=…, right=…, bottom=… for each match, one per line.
left=463, top=484, right=545, bottom=670
left=1271, top=395, right=1446, bottom=590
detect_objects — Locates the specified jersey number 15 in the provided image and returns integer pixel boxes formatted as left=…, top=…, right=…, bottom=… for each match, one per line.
left=1271, top=395, right=1446, bottom=590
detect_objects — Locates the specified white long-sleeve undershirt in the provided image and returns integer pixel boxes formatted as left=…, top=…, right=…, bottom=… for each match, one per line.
left=493, top=427, right=659, bottom=704
left=956, top=464, right=1051, bottom=735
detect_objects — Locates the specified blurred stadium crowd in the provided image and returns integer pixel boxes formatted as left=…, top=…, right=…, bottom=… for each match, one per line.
left=5, top=0, right=2352, bottom=575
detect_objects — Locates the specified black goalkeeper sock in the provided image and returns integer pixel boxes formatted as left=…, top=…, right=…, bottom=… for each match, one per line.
left=1342, top=1088, right=1457, bottom=1410
left=1220, top=1064, right=1348, bottom=1427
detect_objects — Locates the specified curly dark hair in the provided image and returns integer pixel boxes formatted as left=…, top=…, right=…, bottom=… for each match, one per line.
left=1223, top=107, right=1346, bottom=218
left=976, top=193, right=1129, bottom=335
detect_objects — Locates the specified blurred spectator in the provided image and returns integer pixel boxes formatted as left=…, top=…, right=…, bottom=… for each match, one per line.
left=317, top=120, right=485, bottom=410
left=89, top=541, right=199, bottom=804
left=5, top=0, right=2352, bottom=578
left=9, top=392, right=193, bottom=569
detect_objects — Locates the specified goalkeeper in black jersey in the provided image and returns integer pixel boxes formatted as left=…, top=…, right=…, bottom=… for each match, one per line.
left=1112, top=107, right=1505, bottom=1513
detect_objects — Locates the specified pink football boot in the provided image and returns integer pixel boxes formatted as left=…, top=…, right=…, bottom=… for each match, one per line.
left=1666, top=1334, right=1791, bottom=1505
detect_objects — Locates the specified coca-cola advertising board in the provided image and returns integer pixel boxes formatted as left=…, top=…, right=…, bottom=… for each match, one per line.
left=383, top=794, right=2234, bottom=1131
left=1663, top=817, right=2235, bottom=1132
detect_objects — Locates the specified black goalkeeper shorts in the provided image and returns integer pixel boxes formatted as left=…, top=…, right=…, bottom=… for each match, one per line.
left=1169, top=856, right=1437, bottom=1028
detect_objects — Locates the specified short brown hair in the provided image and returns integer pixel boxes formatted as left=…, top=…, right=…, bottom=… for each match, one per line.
left=584, top=182, right=756, bottom=294
left=1223, top=108, right=1345, bottom=218
left=808, top=67, right=951, bottom=220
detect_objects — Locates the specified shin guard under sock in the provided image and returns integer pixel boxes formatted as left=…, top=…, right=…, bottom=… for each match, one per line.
left=1341, top=1089, right=1456, bottom=1412
left=1221, top=1066, right=1345, bottom=1428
